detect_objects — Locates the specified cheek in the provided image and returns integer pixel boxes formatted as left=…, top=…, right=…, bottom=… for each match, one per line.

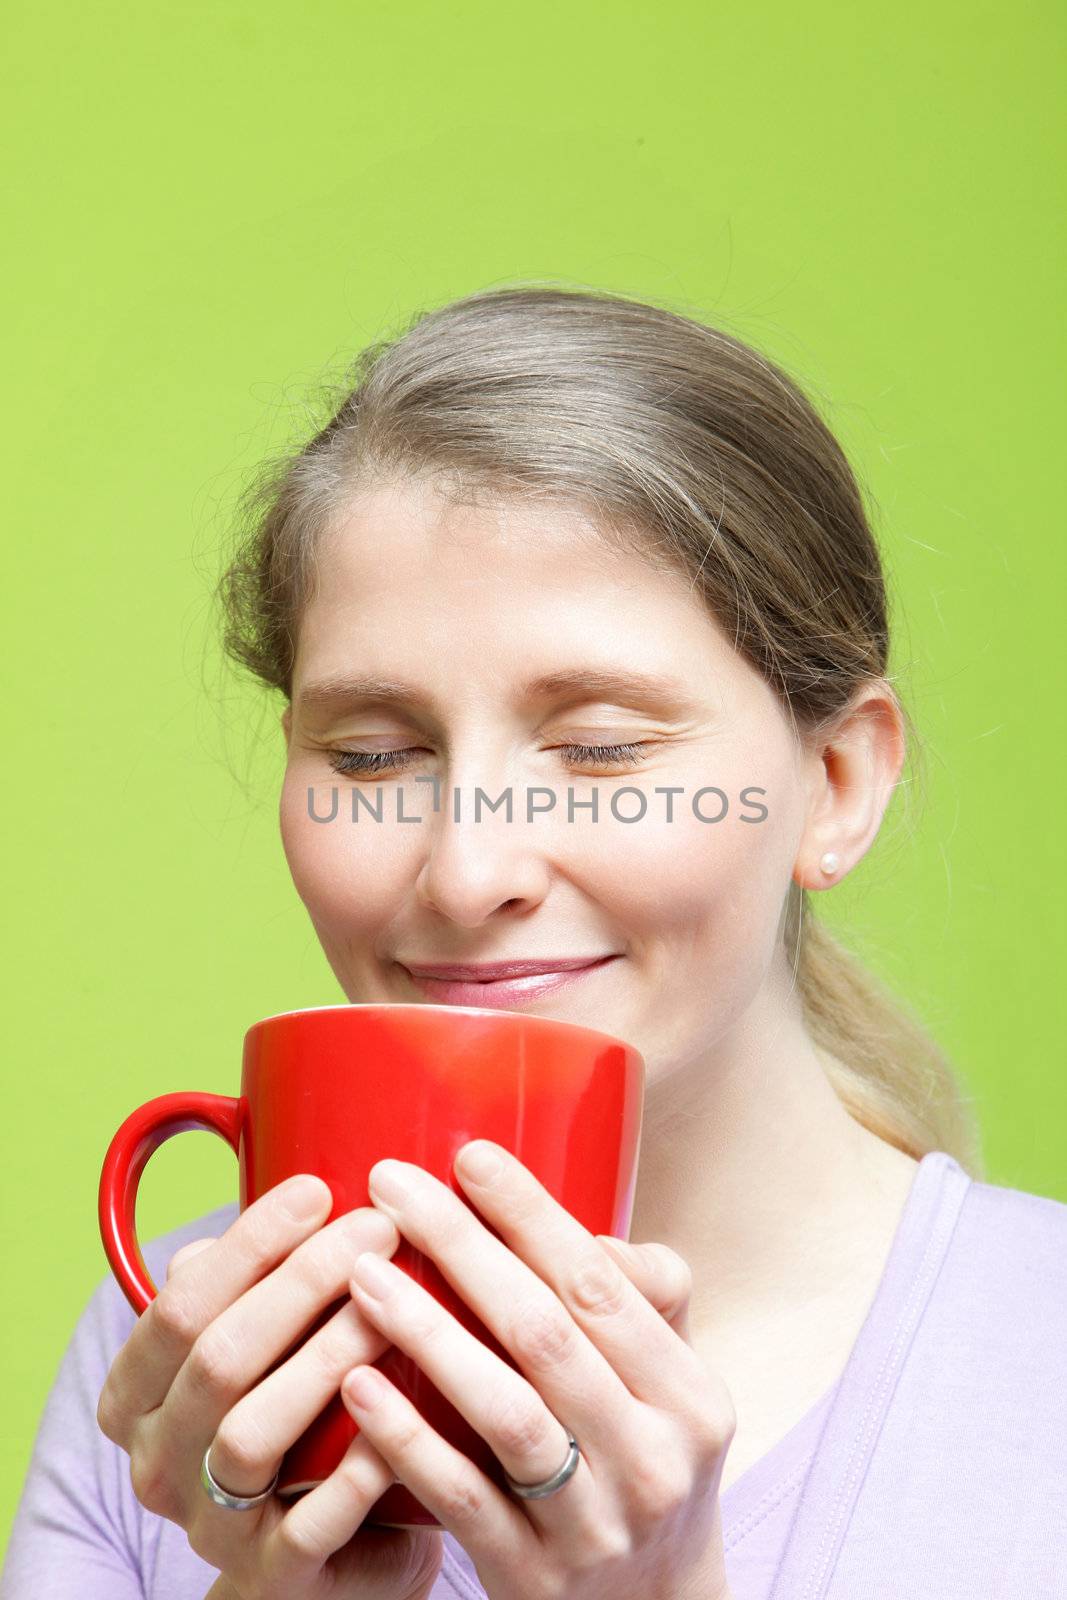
left=586, top=779, right=801, bottom=981
left=279, top=773, right=411, bottom=930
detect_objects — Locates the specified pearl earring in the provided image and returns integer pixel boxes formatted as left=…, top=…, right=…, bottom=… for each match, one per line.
left=820, top=852, right=839, bottom=877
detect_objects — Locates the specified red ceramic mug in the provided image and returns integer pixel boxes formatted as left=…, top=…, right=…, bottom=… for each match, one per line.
left=98, top=1003, right=645, bottom=1528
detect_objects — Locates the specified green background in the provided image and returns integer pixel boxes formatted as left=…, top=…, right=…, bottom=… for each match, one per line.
left=3, top=0, right=1063, bottom=1553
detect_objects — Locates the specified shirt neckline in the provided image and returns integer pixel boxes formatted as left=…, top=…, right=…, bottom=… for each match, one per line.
left=767, top=1149, right=970, bottom=1600
left=717, top=1149, right=958, bottom=1540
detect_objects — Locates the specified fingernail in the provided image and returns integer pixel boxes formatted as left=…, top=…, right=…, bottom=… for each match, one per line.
left=356, top=1208, right=400, bottom=1251
left=344, top=1365, right=386, bottom=1409
left=368, top=1160, right=414, bottom=1205
left=282, top=1176, right=331, bottom=1221
left=457, top=1140, right=504, bottom=1183
left=351, top=1251, right=395, bottom=1298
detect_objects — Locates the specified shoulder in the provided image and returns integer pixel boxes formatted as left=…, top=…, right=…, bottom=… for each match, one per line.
left=953, top=1159, right=1067, bottom=1272
left=929, top=1155, right=1067, bottom=1362
left=822, top=1160, right=1067, bottom=1595
left=856, top=1158, right=1067, bottom=1499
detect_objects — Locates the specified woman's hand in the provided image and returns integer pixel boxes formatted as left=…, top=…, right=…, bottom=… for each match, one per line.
left=96, top=1177, right=447, bottom=1599
left=340, top=1140, right=737, bottom=1600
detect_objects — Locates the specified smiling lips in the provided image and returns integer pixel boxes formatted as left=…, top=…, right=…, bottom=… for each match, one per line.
left=402, top=956, right=617, bottom=980
left=399, top=954, right=621, bottom=1008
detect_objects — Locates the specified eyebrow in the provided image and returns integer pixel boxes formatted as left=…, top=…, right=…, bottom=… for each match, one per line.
left=294, top=668, right=701, bottom=717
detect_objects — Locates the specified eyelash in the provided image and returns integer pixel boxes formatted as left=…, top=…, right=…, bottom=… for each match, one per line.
left=325, top=741, right=652, bottom=777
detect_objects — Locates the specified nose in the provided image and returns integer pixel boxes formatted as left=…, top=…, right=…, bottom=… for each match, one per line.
left=412, top=775, right=554, bottom=928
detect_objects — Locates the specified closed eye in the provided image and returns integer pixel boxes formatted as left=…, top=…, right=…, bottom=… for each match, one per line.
left=325, top=741, right=654, bottom=778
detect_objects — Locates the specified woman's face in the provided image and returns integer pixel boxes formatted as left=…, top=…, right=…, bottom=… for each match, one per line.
left=280, top=475, right=816, bottom=1083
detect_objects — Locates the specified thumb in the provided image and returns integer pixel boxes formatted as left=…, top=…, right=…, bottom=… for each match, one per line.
left=595, top=1235, right=693, bottom=1342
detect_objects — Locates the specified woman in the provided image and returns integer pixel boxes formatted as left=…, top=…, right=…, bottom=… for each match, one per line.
left=4, top=285, right=1064, bottom=1600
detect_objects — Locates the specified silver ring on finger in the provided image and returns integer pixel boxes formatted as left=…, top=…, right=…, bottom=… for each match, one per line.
left=503, top=1427, right=582, bottom=1500
left=200, top=1443, right=280, bottom=1510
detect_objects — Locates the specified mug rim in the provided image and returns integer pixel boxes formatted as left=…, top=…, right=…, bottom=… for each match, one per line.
left=244, top=1001, right=641, bottom=1057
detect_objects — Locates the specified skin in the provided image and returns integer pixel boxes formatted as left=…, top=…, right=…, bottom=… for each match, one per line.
left=278, top=474, right=918, bottom=1485
left=98, top=471, right=918, bottom=1600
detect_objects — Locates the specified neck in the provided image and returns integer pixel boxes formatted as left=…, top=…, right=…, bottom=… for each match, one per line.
left=628, top=968, right=918, bottom=1346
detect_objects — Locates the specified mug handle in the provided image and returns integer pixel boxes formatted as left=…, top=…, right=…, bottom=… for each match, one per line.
left=98, top=1092, right=246, bottom=1315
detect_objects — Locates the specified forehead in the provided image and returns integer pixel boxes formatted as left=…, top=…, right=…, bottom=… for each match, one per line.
left=316, top=475, right=638, bottom=584
left=295, top=475, right=752, bottom=716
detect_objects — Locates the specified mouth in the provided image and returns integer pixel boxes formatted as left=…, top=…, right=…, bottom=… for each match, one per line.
left=397, top=955, right=622, bottom=1009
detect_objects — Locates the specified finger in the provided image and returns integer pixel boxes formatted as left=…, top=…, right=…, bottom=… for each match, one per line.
left=203, top=1263, right=400, bottom=1501
left=158, top=1207, right=400, bottom=1499
left=348, top=1250, right=589, bottom=1495
left=166, top=1240, right=216, bottom=1281
left=595, top=1236, right=693, bottom=1341
left=103, top=1176, right=334, bottom=1428
left=339, top=1363, right=538, bottom=1569
left=450, top=1142, right=706, bottom=1406
left=256, top=1429, right=399, bottom=1585
left=364, top=1159, right=638, bottom=1445
left=374, top=1147, right=706, bottom=1413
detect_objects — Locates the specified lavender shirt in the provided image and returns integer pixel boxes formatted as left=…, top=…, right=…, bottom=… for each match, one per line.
left=3, top=1151, right=1066, bottom=1598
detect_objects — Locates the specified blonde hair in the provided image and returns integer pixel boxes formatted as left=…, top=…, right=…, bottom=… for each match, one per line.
left=217, top=282, right=984, bottom=1176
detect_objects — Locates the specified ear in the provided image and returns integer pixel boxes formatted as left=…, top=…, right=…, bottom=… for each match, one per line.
left=791, top=680, right=906, bottom=891
left=280, top=704, right=292, bottom=750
